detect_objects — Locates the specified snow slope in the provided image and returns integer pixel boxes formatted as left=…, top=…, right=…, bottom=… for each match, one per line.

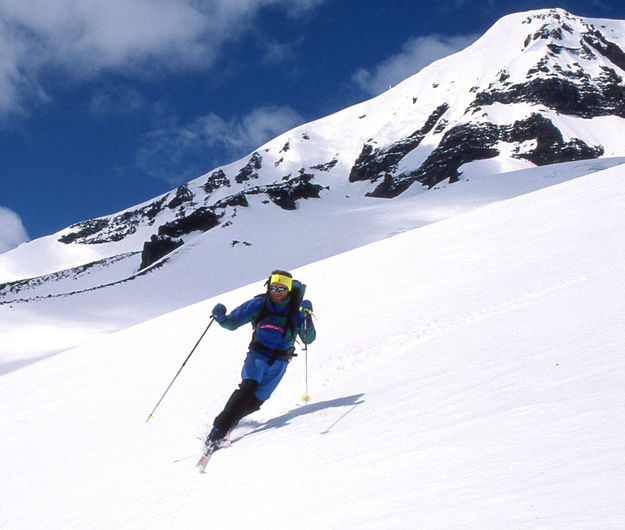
left=2, top=157, right=624, bottom=372
left=1, top=164, right=624, bottom=528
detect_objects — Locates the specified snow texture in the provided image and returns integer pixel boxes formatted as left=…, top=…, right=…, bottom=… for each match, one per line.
left=1, top=160, right=624, bottom=528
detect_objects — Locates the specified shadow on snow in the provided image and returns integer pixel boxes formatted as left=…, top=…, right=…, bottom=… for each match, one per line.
left=234, top=393, right=366, bottom=442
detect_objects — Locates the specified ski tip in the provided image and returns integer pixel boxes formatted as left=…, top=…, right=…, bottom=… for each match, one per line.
left=195, top=457, right=208, bottom=473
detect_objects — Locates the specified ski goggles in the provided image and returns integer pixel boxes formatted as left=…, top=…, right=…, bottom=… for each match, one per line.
left=269, top=285, right=289, bottom=294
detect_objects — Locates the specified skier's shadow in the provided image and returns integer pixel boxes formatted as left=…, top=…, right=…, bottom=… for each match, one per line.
left=233, top=393, right=365, bottom=442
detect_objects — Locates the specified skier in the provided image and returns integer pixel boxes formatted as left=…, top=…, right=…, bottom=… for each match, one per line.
left=205, top=270, right=315, bottom=449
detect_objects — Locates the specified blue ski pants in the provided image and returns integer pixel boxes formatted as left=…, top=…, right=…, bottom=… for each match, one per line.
left=241, top=351, right=289, bottom=401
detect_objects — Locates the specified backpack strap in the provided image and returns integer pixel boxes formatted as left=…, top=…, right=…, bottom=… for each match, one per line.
left=251, top=293, right=270, bottom=329
left=249, top=291, right=297, bottom=362
left=286, top=281, right=306, bottom=335
left=248, top=281, right=306, bottom=361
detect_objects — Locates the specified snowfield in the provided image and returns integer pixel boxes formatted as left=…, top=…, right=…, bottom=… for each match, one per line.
left=2, top=157, right=624, bottom=370
left=1, top=163, right=625, bottom=529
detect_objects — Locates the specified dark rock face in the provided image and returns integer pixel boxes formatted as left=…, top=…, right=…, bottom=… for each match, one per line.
left=503, top=113, right=604, bottom=165
left=140, top=235, right=184, bottom=270
left=265, top=171, right=325, bottom=210
left=366, top=113, right=603, bottom=198
left=473, top=71, right=625, bottom=118
left=524, top=22, right=571, bottom=47
left=59, top=219, right=111, bottom=244
left=211, top=169, right=324, bottom=211
left=59, top=197, right=171, bottom=245
left=310, top=159, right=338, bottom=172
left=60, top=157, right=325, bottom=272
left=214, top=192, right=249, bottom=209
left=202, top=170, right=230, bottom=195
left=157, top=208, right=220, bottom=238
left=133, top=170, right=324, bottom=263
left=167, top=185, right=195, bottom=209
left=349, top=103, right=450, bottom=184
left=582, top=29, right=625, bottom=71
left=367, top=122, right=500, bottom=197
left=143, top=197, right=168, bottom=220
left=235, top=152, right=262, bottom=183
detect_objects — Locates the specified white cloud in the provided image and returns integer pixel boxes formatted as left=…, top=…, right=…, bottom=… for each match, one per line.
left=231, top=106, right=305, bottom=150
left=353, top=33, right=479, bottom=96
left=136, top=105, right=304, bottom=184
left=0, top=0, right=326, bottom=114
left=0, top=207, right=29, bottom=253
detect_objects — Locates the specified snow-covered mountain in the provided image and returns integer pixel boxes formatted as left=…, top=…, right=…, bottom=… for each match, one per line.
left=1, top=161, right=624, bottom=528
left=2, top=8, right=625, bottom=360
left=2, top=8, right=625, bottom=289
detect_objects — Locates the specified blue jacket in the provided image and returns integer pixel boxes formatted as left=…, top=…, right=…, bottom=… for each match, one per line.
left=218, top=294, right=316, bottom=355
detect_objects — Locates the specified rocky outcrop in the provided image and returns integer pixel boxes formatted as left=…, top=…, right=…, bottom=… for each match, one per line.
left=472, top=69, right=625, bottom=118
left=139, top=235, right=184, bottom=270
left=504, top=113, right=604, bottom=165
left=365, top=113, right=603, bottom=198
left=59, top=197, right=170, bottom=245
left=157, top=208, right=220, bottom=239
left=201, top=169, right=230, bottom=195
left=310, top=159, right=338, bottom=172
left=349, top=104, right=450, bottom=184
left=58, top=219, right=112, bottom=245
left=365, top=121, right=500, bottom=197
left=235, top=152, right=262, bottom=183
left=264, top=171, right=325, bottom=210
left=134, top=171, right=325, bottom=266
left=167, top=184, right=195, bottom=209
left=582, top=28, right=625, bottom=71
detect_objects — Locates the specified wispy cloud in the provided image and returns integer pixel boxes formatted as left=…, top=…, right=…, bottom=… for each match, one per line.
left=352, top=33, right=479, bottom=96
left=89, top=85, right=146, bottom=116
left=0, top=0, right=326, bottom=115
left=0, top=207, right=29, bottom=253
left=136, top=105, right=304, bottom=184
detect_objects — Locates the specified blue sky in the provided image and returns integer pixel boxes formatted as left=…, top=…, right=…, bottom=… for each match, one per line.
left=2, top=0, right=624, bottom=250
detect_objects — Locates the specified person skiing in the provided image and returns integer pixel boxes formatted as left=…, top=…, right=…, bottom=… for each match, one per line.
left=205, top=269, right=315, bottom=449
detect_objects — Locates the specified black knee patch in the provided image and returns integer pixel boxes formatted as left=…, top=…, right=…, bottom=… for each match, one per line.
left=238, top=379, right=259, bottom=396
left=243, top=397, right=264, bottom=416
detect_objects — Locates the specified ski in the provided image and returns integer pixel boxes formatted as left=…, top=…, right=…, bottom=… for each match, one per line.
left=195, top=437, right=232, bottom=472
left=195, top=420, right=261, bottom=472
left=195, top=441, right=218, bottom=473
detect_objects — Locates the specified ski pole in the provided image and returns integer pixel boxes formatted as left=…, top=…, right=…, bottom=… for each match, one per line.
left=146, top=317, right=215, bottom=422
left=300, top=310, right=314, bottom=403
